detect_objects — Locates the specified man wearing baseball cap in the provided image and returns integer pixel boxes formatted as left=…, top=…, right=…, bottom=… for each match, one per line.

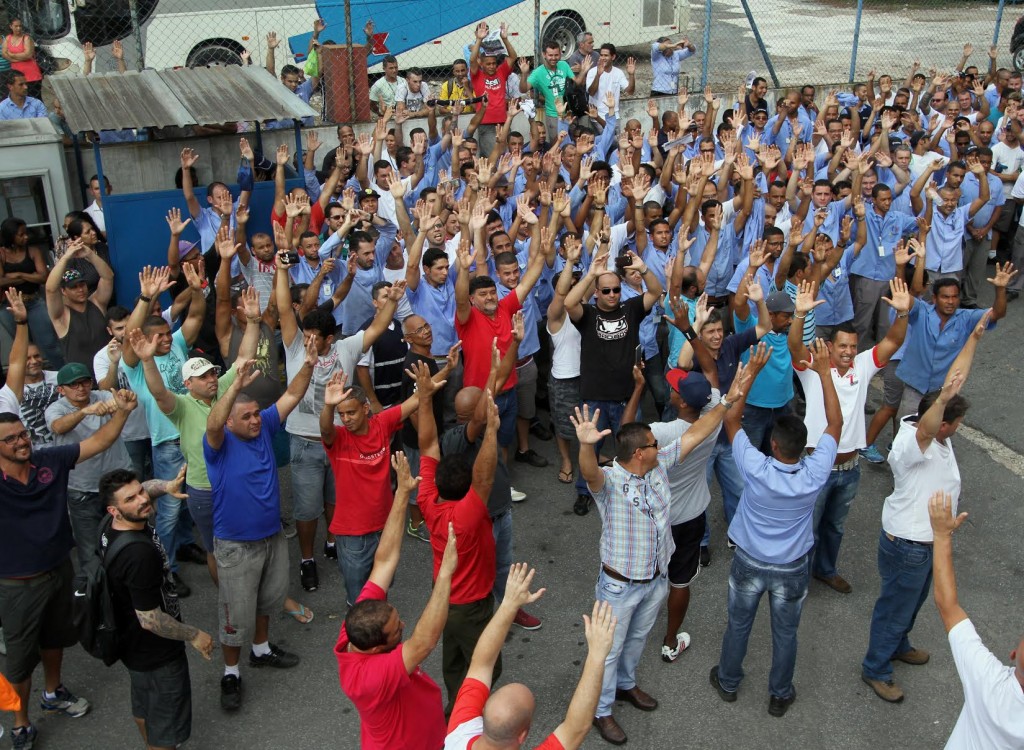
left=44, top=242, right=114, bottom=371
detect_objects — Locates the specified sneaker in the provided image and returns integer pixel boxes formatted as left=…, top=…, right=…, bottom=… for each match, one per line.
left=529, top=420, right=553, bottom=441
left=40, top=685, right=90, bottom=717
left=860, top=445, right=886, bottom=464
left=988, top=247, right=997, bottom=260
left=699, top=546, right=711, bottom=567
left=768, top=687, right=796, bottom=717
left=11, top=725, right=36, bottom=750
left=406, top=520, right=430, bottom=543
left=515, top=448, right=549, bottom=468
left=813, top=573, right=852, bottom=594
left=726, top=538, right=737, bottom=550
left=172, top=572, right=191, bottom=598
left=893, top=648, right=930, bottom=665
left=513, top=609, right=542, bottom=630
left=323, top=541, right=338, bottom=560
left=249, top=642, right=300, bottom=669
left=300, top=560, right=319, bottom=591
left=220, top=674, right=242, bottom=711
left=573, top=494, right=591, bottom=516
left=861, top=675, right=904, bottom=703
left=281, top=516, right=297, bottom=539
left=510, top=486, right=527, bottom=503
left=661, top=631, right=691, bottom=663
left=709, top=666, right=737, bottom=702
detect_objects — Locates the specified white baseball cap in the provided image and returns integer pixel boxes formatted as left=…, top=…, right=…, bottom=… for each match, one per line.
left=181, top=357, right=220, bottom=380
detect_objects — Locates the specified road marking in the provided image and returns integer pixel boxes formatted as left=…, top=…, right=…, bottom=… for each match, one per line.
left=956, top=424, right=1024, bottom=479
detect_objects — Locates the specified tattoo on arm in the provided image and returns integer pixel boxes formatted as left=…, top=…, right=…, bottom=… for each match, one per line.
left=140, top=479, right=170, bottom=498
left=135, top=608, right=199, bottom=642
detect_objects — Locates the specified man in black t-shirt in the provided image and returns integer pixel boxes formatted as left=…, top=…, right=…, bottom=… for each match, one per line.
left=563, top=249, right=663, bottom=514
left=100, top=467, right=214, bottom=750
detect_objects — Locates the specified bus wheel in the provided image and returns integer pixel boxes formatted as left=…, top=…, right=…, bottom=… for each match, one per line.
left=542, top=14, right=584, bottom=59
left=188, top=44, right=243, bottom=68
left=1015, top=46, right=1024, bottom=73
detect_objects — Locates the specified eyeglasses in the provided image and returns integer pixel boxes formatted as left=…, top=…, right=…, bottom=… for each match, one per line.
left=63, top=380, right=92, bottom=389
left=639, top=440, right=659, bottom=451
left=1, top=430, right=30, bottom=446
left=599, top=286, right=621, bottom=294
left=407, top=323, right=431, bottom=336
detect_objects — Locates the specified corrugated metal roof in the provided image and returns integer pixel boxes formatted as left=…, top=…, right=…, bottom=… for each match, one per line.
left=49, top=66, right=317, bottom=134
left=0, top=117, right=64, bottom=146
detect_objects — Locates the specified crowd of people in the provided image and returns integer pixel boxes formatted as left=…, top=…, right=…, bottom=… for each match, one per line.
left=1, top=21, right=1024, bottom=750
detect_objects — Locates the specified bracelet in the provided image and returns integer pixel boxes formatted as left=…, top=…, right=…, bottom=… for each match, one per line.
left=896, top=311, right=909, bottom=319
left=682, top=328, right=697, bottom=342
left=246, top=315, right=261, bottom=323
left=795, top=312, right=807, bottom=319
left=639, top=266, right=650, bottom=275
left=719, top=396, right=733, bottom=410
left=15, top=319, right=27, bottom=326
left=139, top=294, right=152, bottom=303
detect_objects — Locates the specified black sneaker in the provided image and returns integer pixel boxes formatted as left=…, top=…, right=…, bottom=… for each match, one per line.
left=573, top=494, right=591, bottom=516
left=768, top=687, right=796, bottom=717
left=515, top=448, right=549, bottom=467
left=300, top=560, right=319, bottom=592
left=11, top=724, right=37, bottom=750
left=249, top=643, right=300, bottom=669
left=172, top=573, right=191, bottom=598
left=699, top=546, right=711, bottom=567
left=323, top=541, right=338, bottom=560
left=529, top=420, right=554, bottom=441
left=220, top=674, right=242, bottom=711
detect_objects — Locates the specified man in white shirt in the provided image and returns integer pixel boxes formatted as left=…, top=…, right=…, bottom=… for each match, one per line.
left=585, top=43, right=636, bottom=118
left=927, top=492, right=1024, bottom=749
left=861, top=318, right=985, bottom=703
left=789, top=279, right=911, bottom=595
left=84, top=175, right=110, bottom=234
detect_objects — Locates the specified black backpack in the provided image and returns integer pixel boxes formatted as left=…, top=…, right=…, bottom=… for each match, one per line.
left=563, top=78, right=589, bottom=118
left=73, top=516, right=149, bottom=666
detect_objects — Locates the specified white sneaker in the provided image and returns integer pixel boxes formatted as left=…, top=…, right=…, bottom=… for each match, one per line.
left=661, top=631, right=691, bottom=662
left=510, top=486, right=526, bottom=502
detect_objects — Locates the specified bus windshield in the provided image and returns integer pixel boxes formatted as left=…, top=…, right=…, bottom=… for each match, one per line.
left=4, top=0, right=70, bottom=41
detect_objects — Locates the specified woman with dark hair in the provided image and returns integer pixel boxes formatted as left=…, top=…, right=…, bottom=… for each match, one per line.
left=65, top=215, right=113, bottom=299
left=0, top=217, right=63, bottom=366
left=1, top=18, right=43, bottom=99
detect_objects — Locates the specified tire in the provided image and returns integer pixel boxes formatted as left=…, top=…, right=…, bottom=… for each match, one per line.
left=1014, top=47, right=1024, bottom=73
left=542, top=14, right=584, bottom=60
left=188, top=45, right=242, bottom=68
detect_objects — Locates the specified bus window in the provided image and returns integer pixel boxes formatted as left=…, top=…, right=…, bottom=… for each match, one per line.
left=5, top=0, right=70, bottom=41
left=642, top=0, right=675, bottom=28
left=73, top=0, right=157, bottom=49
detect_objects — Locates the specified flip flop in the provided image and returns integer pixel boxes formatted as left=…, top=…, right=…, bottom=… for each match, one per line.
left=286, top=605, right=314, bottom=624
left=558, top=469, right=573, bottom=484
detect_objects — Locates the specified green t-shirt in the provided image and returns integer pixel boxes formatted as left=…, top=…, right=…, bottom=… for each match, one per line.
left=527, top=61, right=574, bottom=117
left=167, top=366, right=237, bottom=489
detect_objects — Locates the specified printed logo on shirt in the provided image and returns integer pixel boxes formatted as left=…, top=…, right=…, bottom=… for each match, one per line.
left=37, top=467, right=55, bottom=485
left=596, top=315, right=628, bottom=340
left=22, top=381, right=58, bottom=445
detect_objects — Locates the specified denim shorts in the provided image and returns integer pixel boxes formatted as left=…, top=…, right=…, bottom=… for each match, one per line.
left=129, top=653, right=192, bottom=747
left=186, top=485, right=215, bottom=552
left=547, top=376, right=580, bottom=441
left=289, top=435, right=336, bottom=522
left=214, top=534, right=289, bottom=646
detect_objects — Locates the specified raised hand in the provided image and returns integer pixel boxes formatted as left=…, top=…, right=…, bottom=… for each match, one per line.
left=275, top=143, right=290, bottom=167
left=439, top=522, right=458, bottom=578
left=801, top=338, right=831, bottom=374
left=181, top=262, right=205, bottom=291
left=570, top=404, right=612, bottom=445
left=583, top=600, right=617, bottom=659
left=215, top=225, right=239, bottom=259
left=112, top=389, right=139, bottom=413
left=501, top=563, right=546, bottom=610
left=138, top=265, right=173, bottom=299
left=4, top=287, right=26, bottom=322
left=393, top=450, right=420, bottom=494
left=266, top=31, right=279, bottom=49
left=987, top=261, right=1018, bottom=288
left=180, top=148, right=199, bottom=169
left=165, top=207, right=191, bottom=236
left=794, top=279, right=822, bottom=314
left=881, top=277, right=912, bottom=313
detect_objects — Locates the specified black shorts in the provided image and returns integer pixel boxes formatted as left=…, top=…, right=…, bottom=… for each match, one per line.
left=129, top=653, right=192, bottom=747
left=667, top=514, right=706, bottom=587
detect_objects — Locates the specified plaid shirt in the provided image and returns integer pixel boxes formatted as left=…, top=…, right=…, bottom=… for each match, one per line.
left=592, top=442, right=679, bottom=580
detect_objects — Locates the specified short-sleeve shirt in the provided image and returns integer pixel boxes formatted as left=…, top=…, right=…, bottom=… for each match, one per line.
left=527, top=61, right=575, bottom=117
left=455, top=293, right=522, bottom=392
left=471, top=61, right=512, bottom=124
left=335, top=581, right=446, bottom=750
left=440, top=425, right=512, bottom=518
left=417, top=455, right=495, bottom=605
left=46, top=392, right=132, bottom=492
left=795, top=348, right=883, bottom=452
left=399, top=352, right=441, bottom=447
left=0, top=444, right=80, bottom=577
left=19, top=375, right=59, bottom=446
left=123, top=329, right=190, bottom=446
left=944, top=618, right=1024, bottom=749
left=369, top=76, right=402, bottom=110
left=324, top=406, right=403, bottom=537
left=575, top=297, right=648, bottom=402
left=284, top=331, right=366, bottom=438
left=93, top=348, right=149, bottom=442
left=584, top=66, right=629, bottom=116
left=165, top=367, right=238, bottom=489
left=203, top=406, right=282, bottom=541
left=444, top=677, right=564, bottom=750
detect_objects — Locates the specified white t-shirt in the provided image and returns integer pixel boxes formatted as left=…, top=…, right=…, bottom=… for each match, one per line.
left=0, top=384, right=19, bottom=414
left=93, top=347, right=150, bottom=442
left=394, top=79, right=431, bottom=113
left=649, top=394, right=721, bottom=525
left=547, top=314, right=582, bottom=379
left=283, top=330, right=365, bottom=438
left=991, top=141, right=1024, bottom=178
left=795, top=348, right=882, bottom=452
left=585, top=66, right=629, bottom=117
left=945, top=618, right=1024, bottom=749
left=882, top=415, right=961, bottom=542
left=1010, top=171, right=1024, bottom=228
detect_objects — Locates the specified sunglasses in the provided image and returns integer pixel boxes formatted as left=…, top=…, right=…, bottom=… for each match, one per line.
left=599, top=286, right=621, bottom=294
left=639, top=440, right=659, bottom=450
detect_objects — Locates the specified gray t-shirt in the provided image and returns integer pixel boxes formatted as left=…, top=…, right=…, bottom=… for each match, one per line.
left=284, top=330, right=365, bottom=438
left=566, top=50, right=599, bottom=72
left=46, top=391, right=131, bottom=492
left=440, top=423, right=511, bottom=519
left=648, top=389, right=721, bottom=525
left=93, top=347, right=150, bottom=442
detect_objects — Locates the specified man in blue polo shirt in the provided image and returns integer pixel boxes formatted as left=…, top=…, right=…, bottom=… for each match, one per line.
left=0, top=70, right=46, bottom=120
left=711, top=339, right=842, bottom=718
left=203, top=340, right=316, bottom=712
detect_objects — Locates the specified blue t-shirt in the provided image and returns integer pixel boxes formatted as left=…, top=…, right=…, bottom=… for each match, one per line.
left=735, top=314, right=793, bottom=408
left=204, top=405, right=283, bottom=542
left=122, top=329, right=189, bottom=446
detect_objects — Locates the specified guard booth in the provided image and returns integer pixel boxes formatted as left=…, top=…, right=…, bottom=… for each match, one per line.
left=48, top=65, right=317, bottom=305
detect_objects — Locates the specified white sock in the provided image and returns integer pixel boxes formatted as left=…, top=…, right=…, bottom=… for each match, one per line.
left=223, top=664, right=240, bottom=678
left=300, top=557, right=313, bottom=564
left=251, top=641, right=271, bottom=657
left=325, top=541, right=336, bottom=549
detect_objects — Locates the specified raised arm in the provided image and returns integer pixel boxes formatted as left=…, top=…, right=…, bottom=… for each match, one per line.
left=571, top=404, right=612, bottom=495
left=471, top=390, right=500, bottom=500
left=127, top=329, right=178, bottom=416
left=553, top=601, right=617, bottom=750
left=412, top=360, right=442, bottom=460
left=178, top=262, right=208, bottom=347
left=874, top=277, right=912, bottom=365
left=788, top=279, right=821, bottom=365
left=724, top=343, right=770, bottom=442
left=454, top=235, right=474, bottom=325
left=205, top=360, right=259, bottom=451
left=77, top=389, right=136, bottom=462
left=275, top=334, right=317, bottom=420
left=1, top=289, right=30, bottom=401
left=927, top=491, right=970, bottom=632
left=402, top=523, right=457, bottom=673
left=803, top=338, right=843, bottom=442
left=179, top=149, right=202, bottom=219
left=274, top=254, right=300, bottom=347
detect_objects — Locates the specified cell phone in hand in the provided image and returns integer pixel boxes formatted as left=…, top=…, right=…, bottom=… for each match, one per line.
left=635, top=344, right=643, bottom=366
left=279, top=250, right=300, bottom=266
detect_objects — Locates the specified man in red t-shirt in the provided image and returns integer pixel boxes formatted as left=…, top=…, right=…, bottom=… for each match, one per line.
left=416, top=361, right=500, bottom=712
left=469, top=21, right=519, bottom=157
left=335, top=451, right=458, bottom=750
left=454, top=225, right=544, bottom=449
left=444, top=566, right=618, bottom=750
left=320, top=371, right=420, bottom=605
left=268, top=142, right=345, bottom=237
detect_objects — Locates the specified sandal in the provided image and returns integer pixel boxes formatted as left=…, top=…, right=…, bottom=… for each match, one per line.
left=558, top=469, right=573, bottom=483
left=286, top=604, right=314, bottom=624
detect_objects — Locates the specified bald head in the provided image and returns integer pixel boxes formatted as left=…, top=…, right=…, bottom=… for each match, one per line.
left=402, top=314, right=427, bottom=334
left=482, top=683, right=536, bottom=745
left=454, top=386, right=483, bottom=423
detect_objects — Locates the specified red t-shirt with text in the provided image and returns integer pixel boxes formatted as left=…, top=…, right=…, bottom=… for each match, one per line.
left=471, top=61, right=512, bottom=125
left=455, top=292, right=522, bottom=391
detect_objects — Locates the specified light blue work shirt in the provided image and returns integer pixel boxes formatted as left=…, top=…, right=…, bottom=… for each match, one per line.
left=958, top=172, right=1004, bottom=230
left=650, top=44, right=694, bottom=93
left=850, top=207, right=920, bottom=280
left=815, top=245, right=856, bottom=326
left=896, top=302, right=991, bottom=394
left=924, top=204, right=971, bottom=273
left=406, top=271, right=460, bottom=357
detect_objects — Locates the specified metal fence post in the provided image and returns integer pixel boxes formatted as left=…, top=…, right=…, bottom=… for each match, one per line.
left=700, top=0, right=711, bottom=89
left=535, top=0, right=542, bottom=67
left=849, top=0, right=864, bottom=83
left=993, top=0, right=1007, bottom=46
left=128, top=0, right=145, bottom=70
left=344, top=0, right=357, bottom=123
left=738, top=0, right=779, bottom=87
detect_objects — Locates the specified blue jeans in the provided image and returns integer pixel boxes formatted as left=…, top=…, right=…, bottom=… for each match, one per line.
left=491, top=509, right=513, bottom=601
left=494, top=388, right=518, bottom=449
left=741, top=403, right=791, bottom=455
left=594, top=569, right=668, bottom=716
left=575, top=400, right=626, bottom=498
left=811, top=465, right=861, bottom=578
left=643, top=352, right=670, bottom=419
left=124, top=438, right=152, bottom=481
left=703, top=437, right=745, bottom=546
left=336, top=531, right=382, bottom=606
left=0, top=299, right=63, bottom=369
left=861, top=531, right=933, bottom=681
left=717, top=547, right=809, bottom=699
left=152, top=440, right=192, bottom=573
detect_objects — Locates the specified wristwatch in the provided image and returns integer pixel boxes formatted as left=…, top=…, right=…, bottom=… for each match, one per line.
left=719, top=395, right=733, bottom=410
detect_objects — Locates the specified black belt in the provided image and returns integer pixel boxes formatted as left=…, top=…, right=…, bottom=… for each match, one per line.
left=602, top=564, right=655, bottom=585
left=885, top=533, right=933, bottom=547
